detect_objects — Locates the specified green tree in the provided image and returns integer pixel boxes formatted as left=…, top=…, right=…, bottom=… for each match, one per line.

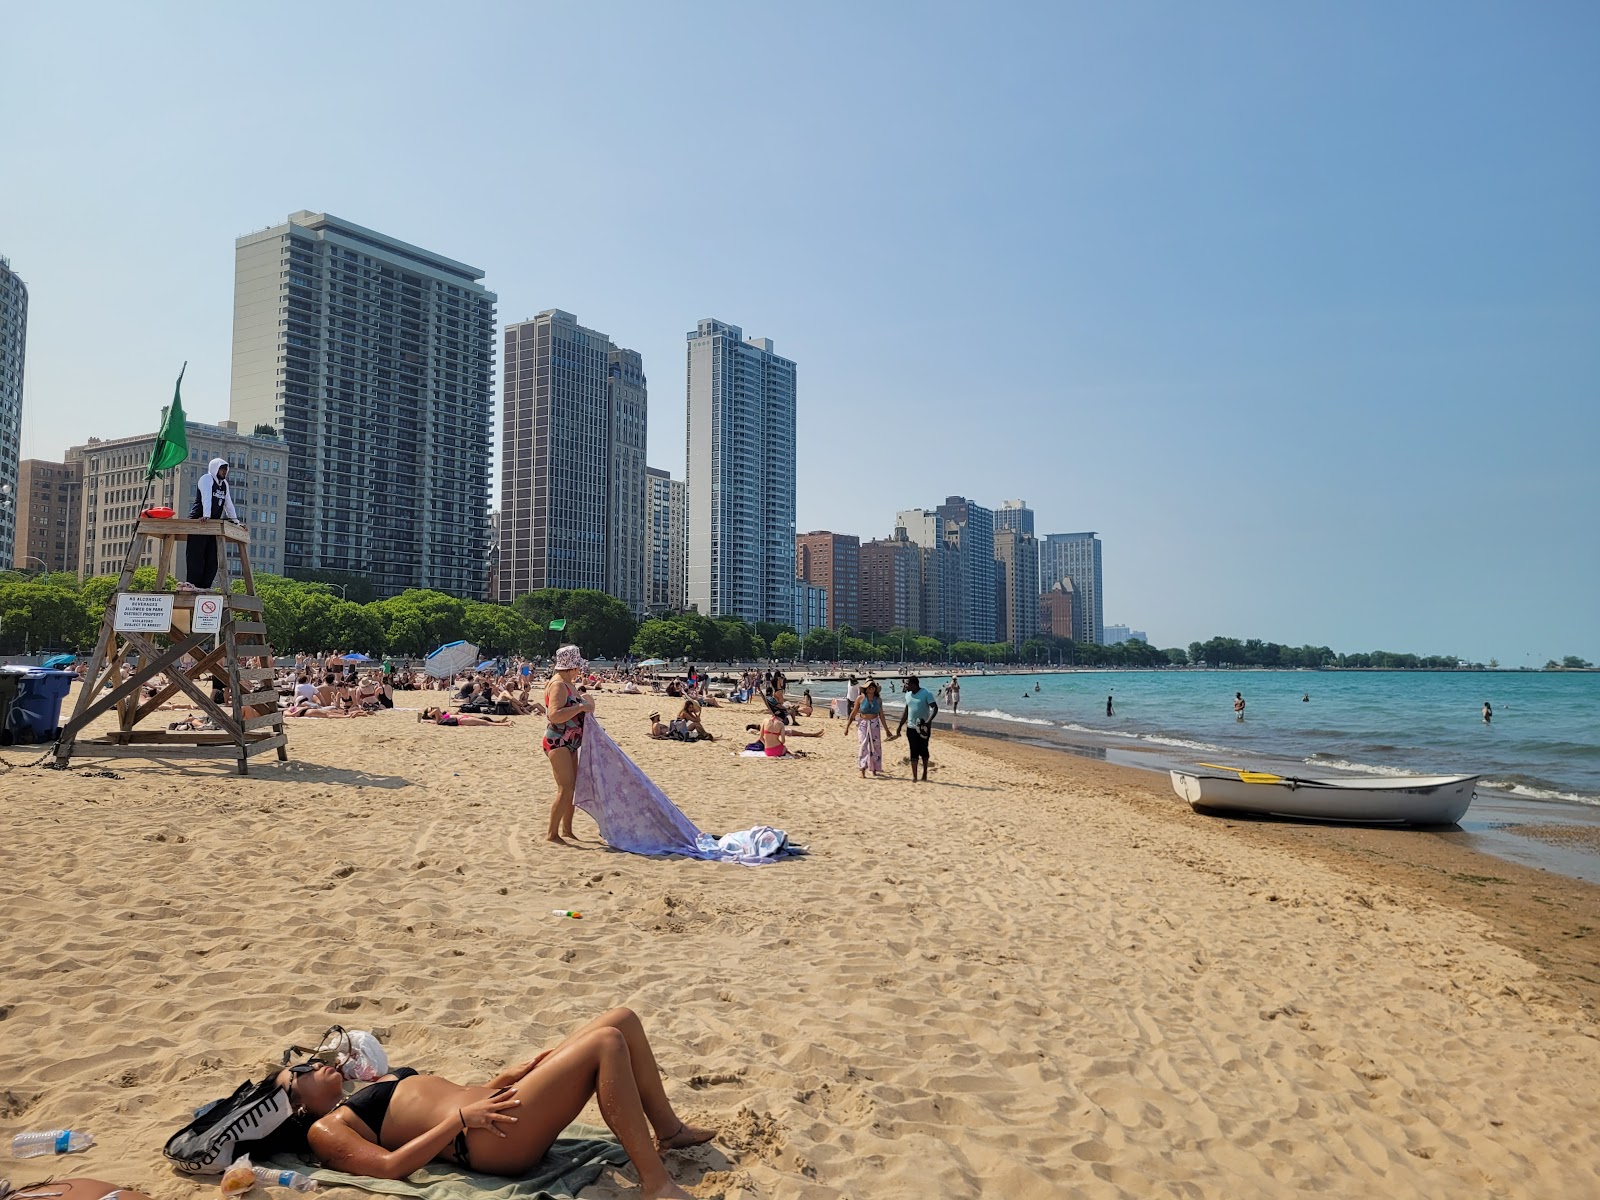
left=0, top=582, right=97, bottom=652
left=770, top=631, right=801, bottom=660
left=513, top=589, right=637, bottom=659
left=372, top=590, right=467, bottom=657
left=632, top=617, right=695, bottom=661
left=329, top=599, right=385, bottom=654
left=463, top=601, right=535, bottom=657
left=1562, top=655, right=1593, bottom=669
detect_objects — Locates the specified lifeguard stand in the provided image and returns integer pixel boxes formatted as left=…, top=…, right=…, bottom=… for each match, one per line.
left=55, top=517, right=288, bottom=775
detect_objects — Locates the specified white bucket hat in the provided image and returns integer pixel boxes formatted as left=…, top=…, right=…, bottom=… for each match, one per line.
left=553, top=644, right=587, bottom=672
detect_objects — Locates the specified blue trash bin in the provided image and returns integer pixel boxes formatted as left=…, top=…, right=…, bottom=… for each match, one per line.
left=7, top=668, right=76, bottom=745
left=0, top=667, right=24, bottom=745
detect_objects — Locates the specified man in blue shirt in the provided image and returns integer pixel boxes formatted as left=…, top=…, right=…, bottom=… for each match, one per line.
left=891, top=674, right=940, bottom=783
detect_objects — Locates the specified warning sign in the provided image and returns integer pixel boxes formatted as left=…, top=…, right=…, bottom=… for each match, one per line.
left=114, top=593, right=175, bottom=633
left=192, top=594, right=224, bottom=634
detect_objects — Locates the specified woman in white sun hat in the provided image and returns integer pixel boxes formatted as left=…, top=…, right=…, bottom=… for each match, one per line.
left=542, top=645, right=594, bottom=843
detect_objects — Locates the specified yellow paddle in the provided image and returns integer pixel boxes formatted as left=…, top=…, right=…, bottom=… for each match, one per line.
left=1196, top=762, right=1286, bottom=784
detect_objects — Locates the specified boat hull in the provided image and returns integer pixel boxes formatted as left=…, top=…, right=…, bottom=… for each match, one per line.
left=1170, top=770, right=1477, bottom=826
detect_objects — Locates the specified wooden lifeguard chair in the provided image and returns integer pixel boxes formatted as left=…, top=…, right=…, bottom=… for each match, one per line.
left=55, top=517, right=288, bottom=775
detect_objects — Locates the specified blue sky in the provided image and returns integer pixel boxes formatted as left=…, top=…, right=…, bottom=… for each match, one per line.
left=4, top=2, right=1596, bottom=663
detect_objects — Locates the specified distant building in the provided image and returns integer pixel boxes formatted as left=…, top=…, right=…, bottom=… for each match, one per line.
left=859, top=534, right=918, bottom=634
left=996, top=499, right=1034, bottom=537
left=1103, top=624, right=1147, bottom=645
left=795, top=531, right=859, bottom=631
left=1039, top=580, right=1075, bottom=641
left=71, top=421, right=288, bottom=579
left=793, top=583, right=829, bottom=640
left=685, top=319, right=796, bottom=624
left=894, top=509, right=959, bottom=637
left=646, top=466, right=687, bottom=614
left=936, top=496, right=996, bottom=643
left=993, top=526, right=1039, bottom=649
left=496, top=310, right=647, bottom=610
left=1040, top=531, right=1103, bottom=644
left=229, top=210, right=496, bottom=598
left=12, top=459, right=81, bottom=573
left=0, top=257, right=26, bottom=559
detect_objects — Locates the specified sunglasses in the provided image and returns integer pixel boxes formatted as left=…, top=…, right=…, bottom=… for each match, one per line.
left=282, top=1024, right=351, bottom=1069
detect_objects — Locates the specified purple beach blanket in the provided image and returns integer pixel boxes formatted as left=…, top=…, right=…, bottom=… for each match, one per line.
left=573, top=718, right=706, bottom=856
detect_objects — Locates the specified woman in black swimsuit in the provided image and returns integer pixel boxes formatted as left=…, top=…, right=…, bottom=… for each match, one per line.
left=272, top=1007, right=708, bottom=1200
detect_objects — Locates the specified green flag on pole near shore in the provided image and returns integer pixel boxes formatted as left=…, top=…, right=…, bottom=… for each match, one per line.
left=548, top=619, right=567, bottom=631
left=145, top=363, right=189, bottom=480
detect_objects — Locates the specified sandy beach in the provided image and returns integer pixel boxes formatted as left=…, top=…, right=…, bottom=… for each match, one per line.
left=4, top=686, right=1600, bottom=1198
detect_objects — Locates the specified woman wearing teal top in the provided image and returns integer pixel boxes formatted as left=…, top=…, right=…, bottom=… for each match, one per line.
left=845, top=678, right=888, bottom=777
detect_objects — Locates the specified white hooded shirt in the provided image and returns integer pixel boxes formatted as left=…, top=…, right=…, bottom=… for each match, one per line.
left=191, top=457, right=240, bottom=521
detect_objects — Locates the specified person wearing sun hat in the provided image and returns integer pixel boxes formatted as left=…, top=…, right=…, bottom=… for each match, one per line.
left=542, top=644, right=594, bottom=843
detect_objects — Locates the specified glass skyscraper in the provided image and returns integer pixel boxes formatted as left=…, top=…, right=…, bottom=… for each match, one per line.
left=1040, top=531, right=1103, bottom=644
left=684, top=319, right=796, bottom=624
left=0, top=257, right=27, bottom=561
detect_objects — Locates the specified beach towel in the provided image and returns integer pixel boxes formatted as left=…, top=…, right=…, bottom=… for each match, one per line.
left=575, top=720, right=802, bottom=864
left=263, top=1123, right=627, bottom=1199
left=574, top=718, right=705, bottom=856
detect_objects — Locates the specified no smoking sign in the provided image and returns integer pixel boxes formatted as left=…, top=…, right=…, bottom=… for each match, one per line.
left=193, top=595, right=223, bottom=634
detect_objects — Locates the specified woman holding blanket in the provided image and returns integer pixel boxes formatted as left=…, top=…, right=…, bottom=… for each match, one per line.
left=845, top=678, right=888, bottom=778
left=542, top=645, right=595, bottom=844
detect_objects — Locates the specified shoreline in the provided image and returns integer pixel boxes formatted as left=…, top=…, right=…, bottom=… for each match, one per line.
left=927, top=705, right=1600, bottom=886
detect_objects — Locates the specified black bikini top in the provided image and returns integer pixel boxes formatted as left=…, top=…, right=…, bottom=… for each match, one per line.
left=338, top=1067, right=418, bottom=1138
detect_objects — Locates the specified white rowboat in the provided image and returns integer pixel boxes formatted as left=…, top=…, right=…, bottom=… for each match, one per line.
left=1170, top=769, right=1477, bottom=826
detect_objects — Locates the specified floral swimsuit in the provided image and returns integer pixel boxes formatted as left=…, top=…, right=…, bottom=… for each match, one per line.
left=542, top=683, right=586, bottom=754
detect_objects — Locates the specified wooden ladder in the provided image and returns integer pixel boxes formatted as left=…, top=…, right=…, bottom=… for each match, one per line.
left=56, top=517, right=288, bottom=775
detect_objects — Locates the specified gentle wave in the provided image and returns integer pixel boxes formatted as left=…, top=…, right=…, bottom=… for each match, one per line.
left=1303, top=755, right=1424, bottom=778
left=964, top=707, right=1056, bottom=726
left=1482, top=776, right=1600, bottom=807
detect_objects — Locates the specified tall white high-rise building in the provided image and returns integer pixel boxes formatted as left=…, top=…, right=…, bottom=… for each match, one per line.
left=996, top=499, right=1034, bottom=537
left=495, top=310, right=647, bottom=610
left=0, top=257, right=27, bottom=559
left=645, top=466, right=687, bottom=613
left=229, top=211, right=496, bottom=598
left=684, top=319, right=796, bottom=624
left=1041, top=531, right=1103, bottom=644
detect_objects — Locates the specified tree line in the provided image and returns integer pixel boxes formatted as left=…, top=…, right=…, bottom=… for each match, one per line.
left=0, top=570, right=1543, bottom=670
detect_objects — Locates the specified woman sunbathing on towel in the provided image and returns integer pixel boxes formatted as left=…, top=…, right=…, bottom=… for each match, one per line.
left=270, top=1008, right=709, bottom=1199
left=418, top=706, right=511, bottom=727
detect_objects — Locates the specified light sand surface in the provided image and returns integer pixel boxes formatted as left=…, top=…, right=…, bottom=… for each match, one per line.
left=3, top=687, right=1600, bottom=1198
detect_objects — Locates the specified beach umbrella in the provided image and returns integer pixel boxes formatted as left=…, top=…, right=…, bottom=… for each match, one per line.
left=476, top=660, right=498, bottom=671
left=423, top=640, right=479, bottom=679
left=344, top=652, right=372, bottom=662
left=637, top=658, right=668, bottom=668
left=42, top=654, right=77, bottom=670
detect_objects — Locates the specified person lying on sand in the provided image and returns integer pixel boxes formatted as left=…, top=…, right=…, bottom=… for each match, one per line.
left=269, top=1008, right=709, bottom=1199
left=0, top=1178, right=154, bottom=1199
left=418, top=706, right=511, bottom=727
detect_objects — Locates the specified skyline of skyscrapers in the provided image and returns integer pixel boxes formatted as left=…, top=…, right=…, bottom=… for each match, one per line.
left=0, top=257, right=27, bottom=560
left=8, top=218, right=1119, bottom=641
left=229, top=211, right=496, bottom=599
left=494, top=310, right=647, bottom=611
left=684, top=319, right=796, bottom=625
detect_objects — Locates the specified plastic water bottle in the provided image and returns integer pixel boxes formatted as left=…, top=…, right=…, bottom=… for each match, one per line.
left=12, top=1130, right=95, bottom=1157
left=253, top=1166, right=318, bottom=1192
left=550, top=909, right=582, bottom=919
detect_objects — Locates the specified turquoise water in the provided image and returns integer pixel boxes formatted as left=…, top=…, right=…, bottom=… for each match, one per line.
left=810, top=670, right=1600, bottom=806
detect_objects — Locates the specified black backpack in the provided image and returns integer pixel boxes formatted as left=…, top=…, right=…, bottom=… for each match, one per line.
left=162, top=1076, right=293, bottom=1175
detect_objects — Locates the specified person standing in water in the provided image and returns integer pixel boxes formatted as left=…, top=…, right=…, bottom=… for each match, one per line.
left=1483, top=701, right=1493, bottom=724
left=1234, top=692, right=1246, bottom=719
left=1106, top=695, right=1114, bottom=717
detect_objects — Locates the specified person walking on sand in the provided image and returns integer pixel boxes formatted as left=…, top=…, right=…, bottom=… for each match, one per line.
left=846, top=678, right=889, bottom=778
left=1483, top=701, right=1492, bottom=724
left=1234, top=692, right=1246, bottom=720
left=891, top=675, right=940, bottom=784
left=542, top=644, right=595, bottom=844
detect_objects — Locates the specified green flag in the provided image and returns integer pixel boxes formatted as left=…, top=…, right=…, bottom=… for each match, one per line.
left=145, top=363, right=189, bottom=480
left=548, top=618, right=567, bottom=631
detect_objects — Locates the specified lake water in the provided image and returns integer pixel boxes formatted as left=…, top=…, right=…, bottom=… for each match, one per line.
left=800, top=669, right=1600, bottom=808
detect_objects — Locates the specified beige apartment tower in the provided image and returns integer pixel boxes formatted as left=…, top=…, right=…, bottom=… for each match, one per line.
left=12, top=459, right=81, bottom=573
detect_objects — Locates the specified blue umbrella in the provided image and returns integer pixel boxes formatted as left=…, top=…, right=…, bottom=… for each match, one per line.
left=344, top=652, right=372, bottom=662
left=476, top=660, right=498, bottom=670
left=42, top=654, right=77, bottom=670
